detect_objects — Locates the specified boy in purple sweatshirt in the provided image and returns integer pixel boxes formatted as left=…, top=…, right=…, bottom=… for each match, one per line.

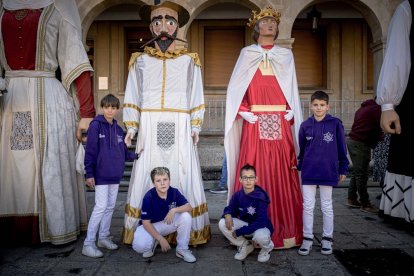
left=82, top=94, right=139, bottom=258
left=297, top=91, right=349, bottom=256
left=219, top=164, right=274, bottom=262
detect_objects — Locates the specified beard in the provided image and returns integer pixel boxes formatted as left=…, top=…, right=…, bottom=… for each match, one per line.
left=153, top=29, right=178, bottom=53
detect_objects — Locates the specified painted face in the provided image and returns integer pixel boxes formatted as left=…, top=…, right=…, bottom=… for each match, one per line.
left=258, top=17, right=278, bottom=38
left=150, top=7, right=179, bottom=52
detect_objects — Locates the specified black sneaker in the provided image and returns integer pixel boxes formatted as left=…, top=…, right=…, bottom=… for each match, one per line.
left=210, top=186, right=227, bottom=194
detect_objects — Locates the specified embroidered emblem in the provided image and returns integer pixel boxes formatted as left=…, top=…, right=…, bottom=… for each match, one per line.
left=323, top=132, right=334, bottom=143
left=247, top=206, right=256, bottom=215
left=99, top=134, right=105, bottom=138
left=157, top=122, right=175, bottom=150
left=306, top=136, right=313, bottom=141
left=117, top=135, right=123, bottom=143
left=258, top=114, right=282, bottom=140
left=169, top=202, right=177, bottom=210
left=10, top=111, right=33, bottom=150
left=141, top=211, right=147, bottom=215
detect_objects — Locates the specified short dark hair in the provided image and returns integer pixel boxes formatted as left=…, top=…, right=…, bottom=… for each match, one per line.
left=100, top=93, right=120, bottom=109
left=311, top=90, right=329, bottom=104
left=150, top=167, right=170, bottom=182
left=240, top=163, right=256, bottom=177
left=252, top=18, right=279, bottom=43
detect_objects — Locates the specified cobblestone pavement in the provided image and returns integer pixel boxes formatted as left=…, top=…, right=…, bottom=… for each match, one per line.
left=1, top=184, right=414, bottom=275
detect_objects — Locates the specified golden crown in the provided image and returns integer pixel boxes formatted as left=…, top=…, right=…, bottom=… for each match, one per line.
left=247, top=5, right=281, bottom=28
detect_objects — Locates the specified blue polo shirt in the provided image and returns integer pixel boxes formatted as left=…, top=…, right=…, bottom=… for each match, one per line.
left=140, top=187, right=188, bottom=224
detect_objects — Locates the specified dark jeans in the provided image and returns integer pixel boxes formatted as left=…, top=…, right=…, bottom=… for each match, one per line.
left=347, top=138, right=371, bottom=205
left=219, top=155, right=227, bottom=188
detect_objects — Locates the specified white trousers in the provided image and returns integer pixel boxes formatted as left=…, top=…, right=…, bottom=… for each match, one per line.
left=84, top=184, right=119, bottom=246
left=218, top=218, right=273, bottom=249
left=132, top=212, right=192, bottom=253
left=302, top=185, right=333, bottom=239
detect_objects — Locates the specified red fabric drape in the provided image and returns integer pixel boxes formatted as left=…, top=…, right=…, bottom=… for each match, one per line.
left=235, top=68, right=303, bottom=248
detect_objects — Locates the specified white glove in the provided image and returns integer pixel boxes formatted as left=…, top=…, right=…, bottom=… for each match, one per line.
left=284, top=110, right=294, bottom=121
left=124, top=128, right=136, bottom=147
left=238, top=111, right=258, bottom=124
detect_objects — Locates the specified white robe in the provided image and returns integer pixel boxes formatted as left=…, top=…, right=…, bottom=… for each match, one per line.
left=376, top=0, right=414, bottom=222
left=122, top=47, right=210, bottom=245
left=0, top=3, right=92, bottom=244
left=224, top=44, right=303, bottom=201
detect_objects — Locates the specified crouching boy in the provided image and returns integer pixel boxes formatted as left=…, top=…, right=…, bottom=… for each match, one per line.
left=219, top=164, right=274, bottom=262
left=132, top=167, right=196, bottom=263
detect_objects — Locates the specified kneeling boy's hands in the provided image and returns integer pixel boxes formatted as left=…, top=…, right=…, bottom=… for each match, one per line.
left=164, top=208, right=177, bottom=224
left=225, top=214, right=233, bottom=230
left=159, top=237, right=171, bottom=252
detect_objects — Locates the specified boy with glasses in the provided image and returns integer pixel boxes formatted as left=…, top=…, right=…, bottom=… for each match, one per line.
left=218, top=164, right=274, bottom=262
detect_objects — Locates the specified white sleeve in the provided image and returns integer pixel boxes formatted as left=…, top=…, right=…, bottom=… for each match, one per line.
left=123, top=62, right=142, bottom=136
left=376, top=1, right=412, bottom=111
left=189, top=64, right=205, bottom=133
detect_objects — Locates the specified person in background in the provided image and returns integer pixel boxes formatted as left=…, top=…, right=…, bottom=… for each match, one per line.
left=346, top=99, right=383, bottom=213
left=297, top=91, right=349, bottom=256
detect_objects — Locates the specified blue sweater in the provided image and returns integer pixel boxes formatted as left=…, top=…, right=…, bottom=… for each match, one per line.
left=84, top=115, right=137, bottom=185
left=223, top=185, right=274, bottom=237
left=297, top=114, right=349, bottom=186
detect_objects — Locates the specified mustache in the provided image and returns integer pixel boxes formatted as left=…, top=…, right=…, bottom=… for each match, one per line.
left=140, top=32, right=187, bottom=48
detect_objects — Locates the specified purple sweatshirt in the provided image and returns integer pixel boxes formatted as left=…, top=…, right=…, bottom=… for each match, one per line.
left=223, top=185, right=274, bottom=237
left=84, top=115, right=137, bottom=185
left=297, top=114, right=349, bottom=186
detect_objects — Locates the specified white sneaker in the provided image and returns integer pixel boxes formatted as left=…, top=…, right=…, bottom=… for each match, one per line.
left=321, top=237, right=333, bottom=255
left=257, top=241, right=274, bottom=262
left=176, top=249, right=196, bottom=263
left=234, top=241, right=254, bottom=261
left=97, top=238, right=119, bottom=250
left=298, top=237, right=313, bottom=256
left=142, top=240, right=159, bottom=258
left=82, top=245, right=103, bottom=258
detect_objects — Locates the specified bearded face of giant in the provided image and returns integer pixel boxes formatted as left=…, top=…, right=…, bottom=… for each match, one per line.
left=150, top=7, right=179, bottom=52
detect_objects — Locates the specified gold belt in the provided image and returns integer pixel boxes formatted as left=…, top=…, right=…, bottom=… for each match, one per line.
left=250, top=105, right=286, bottom=112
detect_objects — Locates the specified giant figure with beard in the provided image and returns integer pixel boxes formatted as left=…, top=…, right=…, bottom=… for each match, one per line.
left=122, top=1, right=210, bottom=245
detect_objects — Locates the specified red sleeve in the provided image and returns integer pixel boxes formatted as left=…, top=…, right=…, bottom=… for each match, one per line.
left=75, top=71, right=96, bottom=118
left=236, top=92, right=250, bottom=119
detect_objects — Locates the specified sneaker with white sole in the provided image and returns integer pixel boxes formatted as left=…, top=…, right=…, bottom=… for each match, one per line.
left=298, top=237, right=313, bottom=256
left=321, top=237, right=333, bottom=255
left=234, top=240, right=254, bottom=261
left=142, top=240, right=159, bottom=258
left=257, top=241, right=274, bottom=262
left=97, top=238, right=119, bottom=250
left=82, top=245, right=104, bottom=258
left=176, top=249, right=196, bottom=263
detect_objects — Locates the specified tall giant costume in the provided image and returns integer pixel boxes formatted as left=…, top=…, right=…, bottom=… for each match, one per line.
left=376, top=0, right=414, bottom=224
left=225, top=6, right=303, bottom=249
left=0, top=0, right=95, bottom=245
left=122, top=1, right=210, bottom=245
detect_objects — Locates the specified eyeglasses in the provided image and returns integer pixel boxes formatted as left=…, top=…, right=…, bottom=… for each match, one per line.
left=240, top=176, right=256, bottom=182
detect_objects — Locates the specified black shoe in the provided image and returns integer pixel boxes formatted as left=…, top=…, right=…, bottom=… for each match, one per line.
left=210, top=186, right=227, bottom=194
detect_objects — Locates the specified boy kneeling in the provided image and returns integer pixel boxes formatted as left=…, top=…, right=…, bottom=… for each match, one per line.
left=132, top=167, right=196, bottom=263
left=219, top=164, right=274, bottom=262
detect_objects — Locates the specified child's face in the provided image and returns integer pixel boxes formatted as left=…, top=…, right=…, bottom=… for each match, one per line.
left=102, top=105, right=119, bottom=122
left=240, top=169, right=257, bottom=193
left=311, top=99, right=329, bottom=120
left=153, top=173, right=170, bottom=196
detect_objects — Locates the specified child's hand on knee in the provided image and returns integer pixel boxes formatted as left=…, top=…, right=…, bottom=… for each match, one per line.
left=159, top=237, right=171, bottom=252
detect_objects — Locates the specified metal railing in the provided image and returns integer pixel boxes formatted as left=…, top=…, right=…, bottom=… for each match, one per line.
left=202, top=99, right=364, bottom=134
